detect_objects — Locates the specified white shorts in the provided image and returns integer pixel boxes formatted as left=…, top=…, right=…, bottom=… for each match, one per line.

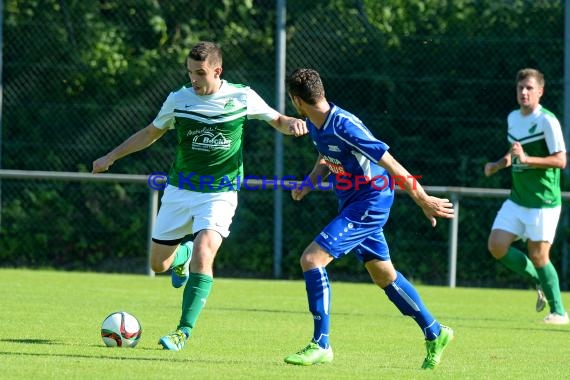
left=152, top=185, right=238, bottom=241
left=491, top=199, right=561, bottom=243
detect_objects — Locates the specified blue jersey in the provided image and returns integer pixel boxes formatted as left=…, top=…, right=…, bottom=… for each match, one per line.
left=307, top=103, right=394, bottom=211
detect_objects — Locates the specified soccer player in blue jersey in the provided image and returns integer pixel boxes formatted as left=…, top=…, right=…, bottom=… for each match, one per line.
left=284, top=68, right=455, bottom=369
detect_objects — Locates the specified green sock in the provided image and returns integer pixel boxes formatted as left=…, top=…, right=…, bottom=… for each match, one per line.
left=170, top=244, right=191, bottom=269
left=177, top=273, right=213, bottom=336
left=536, top=262, right=566, bottom=315
left=498, top=247, right=540, bottom=284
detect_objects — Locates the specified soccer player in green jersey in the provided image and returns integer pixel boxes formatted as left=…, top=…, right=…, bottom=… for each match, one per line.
left=484, top=68, right=567, bottom=325
left=92, top=41, right=307, bottom=350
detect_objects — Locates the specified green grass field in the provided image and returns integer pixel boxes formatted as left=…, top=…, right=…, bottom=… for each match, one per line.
left=1, top=269, right=568, bottom=379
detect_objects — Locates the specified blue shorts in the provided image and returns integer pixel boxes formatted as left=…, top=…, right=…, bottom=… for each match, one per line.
left=314, top=204, right=390, bottom=262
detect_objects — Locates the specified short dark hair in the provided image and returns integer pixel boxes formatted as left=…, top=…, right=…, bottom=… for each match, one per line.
left=286, top=68, right=325, bottom=105
left=188, top=41, right=222, bottom=66
left=516, top=68, right=544, bottom=87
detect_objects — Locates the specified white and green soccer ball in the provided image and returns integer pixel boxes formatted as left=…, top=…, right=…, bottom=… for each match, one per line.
left=101, top=311, right=142, bottom=348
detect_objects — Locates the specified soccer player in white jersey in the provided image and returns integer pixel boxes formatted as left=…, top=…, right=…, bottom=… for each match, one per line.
left=92, top=41, right=307, bottom=350
left=485, top=68, right=568, bottom=324
left=283, top=68, right=455, bottom=369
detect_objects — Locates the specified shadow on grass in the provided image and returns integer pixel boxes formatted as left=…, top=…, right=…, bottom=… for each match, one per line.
left=0, top=339, right=62, bottom=345
left=0, top=339, right=242, bottom=363
left=0, top=350, right=197, bottom=362
left=209, top=306, right=373, bottom=316
left=0, top=338, right=189, bottom=361
left=0, top=347, right=296, bottom=366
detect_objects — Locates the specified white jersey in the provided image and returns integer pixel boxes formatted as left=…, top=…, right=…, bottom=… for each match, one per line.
left=153, top=80, right=279, bottom=130
left=152, top=80, right=279, bottom=192
left=507, top=105, right=565, bottom=207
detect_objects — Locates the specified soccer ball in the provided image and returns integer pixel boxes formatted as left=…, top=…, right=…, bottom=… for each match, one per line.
left=101, top=311, right=142, bottom=348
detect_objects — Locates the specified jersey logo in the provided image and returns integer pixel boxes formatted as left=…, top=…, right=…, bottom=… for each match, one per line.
left=322, top=154, right=345, bottom=173
left=192, top=131, right=231, bottom=152
left=528, top=123, right=537, bottom=134
left=328, top=145, right=340, bottom=152
left=224, top=98, right=235, bottom=110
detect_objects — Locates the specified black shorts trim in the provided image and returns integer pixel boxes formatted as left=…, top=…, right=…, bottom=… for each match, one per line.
left=152, top=238, right=184, bottom=246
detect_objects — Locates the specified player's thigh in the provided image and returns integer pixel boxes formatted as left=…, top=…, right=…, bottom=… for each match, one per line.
left=353, top=229, right=390, bottom=262
left=191, top=191, right=238, bottom=238
left=313, top=206, right=389, bottom=260
left=152, top=185, right=196, bottom=241
left=152, top=187, right=237, bottom=241
left=524, top=206, right=561, bottom=243
left=490, top=200, right=524, bottom=248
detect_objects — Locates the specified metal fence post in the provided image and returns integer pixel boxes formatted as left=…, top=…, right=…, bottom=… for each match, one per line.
left=273, top=0, right=287, bottom=279
left=448, top=192, right=459, bottom=288
left=147, top=188, right=159, bottom=277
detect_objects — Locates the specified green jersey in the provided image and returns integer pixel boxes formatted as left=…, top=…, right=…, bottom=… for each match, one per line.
left=153, top=80, right=279, bottom=192
left=507, top=105, right=565, bottom=208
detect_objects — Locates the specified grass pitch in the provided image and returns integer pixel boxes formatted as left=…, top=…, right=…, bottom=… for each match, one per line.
left=0, top=268, right=568, bottom=379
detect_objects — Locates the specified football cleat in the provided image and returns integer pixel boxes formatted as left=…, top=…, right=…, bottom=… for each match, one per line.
left=284, top=342, right=333, bottom=365
left=422, top=325, right=454, bottom=370
left=543, top=312, right=569, bottom=325
left=158, top=329, right=188, bottom=351
left=535, top=286, right=546, bottom=312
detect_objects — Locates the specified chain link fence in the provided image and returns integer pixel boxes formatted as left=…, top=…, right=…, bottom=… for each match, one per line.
left=2, top=0, right=568, bottom=288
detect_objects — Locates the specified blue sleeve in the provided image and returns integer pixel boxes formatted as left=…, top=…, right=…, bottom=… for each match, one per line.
left=334, top=118, right=389, bottom=163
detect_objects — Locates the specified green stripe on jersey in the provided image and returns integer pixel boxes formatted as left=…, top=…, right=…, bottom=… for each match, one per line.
left=509, top=107, right=561, bottom=208
left=161, top=81, right=264, bottom=193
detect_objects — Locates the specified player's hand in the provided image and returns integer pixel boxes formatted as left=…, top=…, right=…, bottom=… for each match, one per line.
left=484, top=162, right=497, bottom=177
left=291, top=186, right=311, bottom=201
left=92, top=155, right=114, bottom=174
left=420, top=196, right=454, bottom=227
left=511, top=142, right=527, bottom=164
left=288, top=118, right=308, bottom=137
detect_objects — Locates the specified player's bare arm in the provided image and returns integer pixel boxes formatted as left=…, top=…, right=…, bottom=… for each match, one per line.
left=269, top=115, right=308, bottom=137
left=378, top=151, right=454, bottom=227
left=292, top=155, right=330, bottom=201
left=511, top=141, right=566, bottom=169
left=484, top=151, right=511, bottom=177
left=92, top=123, right=167, bottom=173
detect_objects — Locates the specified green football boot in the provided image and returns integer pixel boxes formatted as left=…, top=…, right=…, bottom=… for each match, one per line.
left=421, top=325, right=454, bottom=370
left=284, top=342, right=333, bottom=366
left=158, top=329, right=188, bottom=351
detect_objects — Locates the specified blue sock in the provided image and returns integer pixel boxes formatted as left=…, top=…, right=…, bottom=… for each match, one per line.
left=383, top=271, right=441, bottom=340
left=304, top=267, right=331, bottom=349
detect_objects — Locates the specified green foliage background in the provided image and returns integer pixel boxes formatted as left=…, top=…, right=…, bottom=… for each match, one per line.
left=1, top=0, right=569, bottom=287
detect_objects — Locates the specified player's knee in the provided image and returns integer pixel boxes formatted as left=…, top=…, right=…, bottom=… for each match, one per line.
left=150, top=257, right=169, bottom=273
left=299, top=251, right=330, bottom=271
left=299, top=254, right=313, bottom=270
left=528, top=250, right=549, bottom=267
left=372, top=276, right=393, bottom=289
left=487, top=236, right=506, bottom=259
left=149, top=241, right=181, bottom=273
left=487, top=240, right=499, bottom=257
left=487, top=243, right=507, bottom=260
